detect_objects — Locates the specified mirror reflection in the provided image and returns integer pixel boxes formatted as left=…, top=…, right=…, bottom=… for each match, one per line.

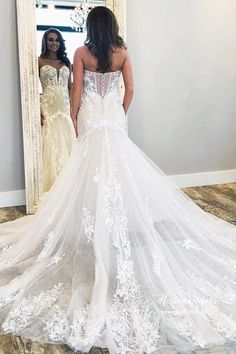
left=36, top=0, right=105, bottom=192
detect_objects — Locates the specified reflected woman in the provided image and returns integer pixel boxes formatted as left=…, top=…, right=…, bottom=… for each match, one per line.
left=38, top=28, right=76, bottom=193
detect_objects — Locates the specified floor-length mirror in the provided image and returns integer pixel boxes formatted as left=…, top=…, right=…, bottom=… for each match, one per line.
left=36, top=1, right=105, bottom=194
left=16, top=0, right=126, bottom=213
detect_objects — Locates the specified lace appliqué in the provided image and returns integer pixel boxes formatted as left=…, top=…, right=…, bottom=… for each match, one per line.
left=165, top=311, right=207, bottom=347
left=185, top=270, right=236, bottom=304
left=153, top=256, right=161, bottom=276
left=46, top=253, right=66, bottom=268
left=40, top=66, right=70, bottom=114
left=82, top=207, right=95, bottom=243
left=43, top=305, right=69, bottom=342
left=37, top=231, right=55, bottom=260
left=47, top=212, right=55, bottom=226
left=0, top=294, right=17, bottom=309
left=103, top=132, right=161, bottom=353
left=0, top=241, right=16, bottom=265
left=82, top=119, right=124, bottom=138
left=177, top=239, right=202, bottom=251
left=143, top=197, right=154, bottom=224
left=158, top=288, right=208, bottom=347
left=204, top=304, right=236, bottom=340
left=0, top=242, right=13, bottom=253
left=2, top=282, right=63, bottom=333
left=93, top=167, right=100, bottom=183
left=40, top=65, right=69, bottom=91
left=83, top=70, right=120, bottom=97
left=0, top=251, right=24, bottom=266
left=43, top=304, right=105, bottom=351
left=185, top=271, right=236, bottom=340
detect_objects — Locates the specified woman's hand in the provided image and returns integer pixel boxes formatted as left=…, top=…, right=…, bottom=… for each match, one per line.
left=122, top=51, right=134, bottom=114
left=74, top=123, right=78, bottom=138
left=71, top=116, right=78, bottom=137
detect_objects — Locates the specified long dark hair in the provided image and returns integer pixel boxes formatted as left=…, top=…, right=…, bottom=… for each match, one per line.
left=85, top=6, right=126, bottom=73
left=40, top=28, right=70, bottom=67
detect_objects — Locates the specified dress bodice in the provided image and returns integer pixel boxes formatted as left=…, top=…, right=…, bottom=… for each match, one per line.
left=40, top=65, right=70, bottom=91
left=79, top=69, right=126, bottom=137
left=39, top=65, right=70, bottom=114
left=83, top=70, right=121, bottom=97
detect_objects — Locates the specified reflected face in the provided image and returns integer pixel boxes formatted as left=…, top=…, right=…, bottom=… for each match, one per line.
left=47, top=32, right=60, bottom=53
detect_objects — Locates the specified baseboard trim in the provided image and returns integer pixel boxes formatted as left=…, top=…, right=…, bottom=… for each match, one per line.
left=0, top=190, right=26, bottom=208
left=0, top=170, right=235, bottom=208
left=171, top=169, right=236, bottom=188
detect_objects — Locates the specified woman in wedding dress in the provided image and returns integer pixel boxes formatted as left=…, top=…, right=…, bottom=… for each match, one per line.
left=0, top=6, right=236, bottom=354
left=39, top=28, right=76, bottom=192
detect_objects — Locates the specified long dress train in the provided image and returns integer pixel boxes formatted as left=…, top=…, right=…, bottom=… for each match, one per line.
left=40, top=64, right=76, bottom=192
left=0, top=69, right=236, bottom=354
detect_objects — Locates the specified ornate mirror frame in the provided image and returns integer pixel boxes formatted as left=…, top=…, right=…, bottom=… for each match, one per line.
left=16, top=0, right=126, bottom=214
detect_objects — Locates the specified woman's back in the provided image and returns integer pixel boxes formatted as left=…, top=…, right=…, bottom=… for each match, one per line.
left=75, top=45, right=127, bottom=73
left=71, top=45, right=133, bottom=130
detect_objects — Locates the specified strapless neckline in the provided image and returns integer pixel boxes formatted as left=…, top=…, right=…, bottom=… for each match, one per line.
left=39, top=64, right=70, bottom=87
left=84, top=69, right=121, bottom=75
left=40, top=64, right=68, bottom=73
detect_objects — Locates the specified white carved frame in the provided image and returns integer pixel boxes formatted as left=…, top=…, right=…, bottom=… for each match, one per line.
left=16, top=0, right=126, bottom=214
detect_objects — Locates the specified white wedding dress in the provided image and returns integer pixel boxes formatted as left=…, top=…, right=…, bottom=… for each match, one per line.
left=40, top=64, right=76, bottom=192
left=0, top=69, right=236, bottom=354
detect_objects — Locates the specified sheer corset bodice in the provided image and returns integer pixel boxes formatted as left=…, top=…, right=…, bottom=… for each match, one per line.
left=79, top=69, right=126, bottom=137
left=83, top=70, right=121, bottom=97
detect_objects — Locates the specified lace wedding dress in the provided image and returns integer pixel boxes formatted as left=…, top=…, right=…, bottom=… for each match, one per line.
left=0, top=69, right=236, bottom=354
left=40, top=64, right=76, bottom=192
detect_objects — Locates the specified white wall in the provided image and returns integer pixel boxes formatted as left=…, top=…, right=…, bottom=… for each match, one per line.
left=127, top=0, right=236, bottom=177
left=0, top=0, right=24, bottom=194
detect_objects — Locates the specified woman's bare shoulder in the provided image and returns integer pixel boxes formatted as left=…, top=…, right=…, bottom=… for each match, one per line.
left=112, top=47, right=129, bottom=70
left=38, top=56, right=44, bottom=67
left=113, top=47, right=129, bottom=63
left=74, top=45, right=89, bottom=56
left=113, top=47, right=128, bottom=55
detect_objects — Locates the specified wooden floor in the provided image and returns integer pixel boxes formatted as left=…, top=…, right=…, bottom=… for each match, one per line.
left=184, top=183, right=236, bottom=225
left=0, top=183, right=235, bottom=354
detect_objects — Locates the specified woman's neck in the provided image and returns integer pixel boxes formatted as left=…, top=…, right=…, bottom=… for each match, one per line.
left=45, top=53, right=58, bottom=61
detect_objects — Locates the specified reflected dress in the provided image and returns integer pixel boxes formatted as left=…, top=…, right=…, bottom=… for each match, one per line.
left=40, top=64, right=76, bottom=192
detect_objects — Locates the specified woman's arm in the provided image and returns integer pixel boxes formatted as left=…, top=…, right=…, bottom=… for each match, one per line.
left=122, top=51, right=134, bottom=114
left=38, top=57, right=42, bottom=75
left=68, top=64, right=72, bottom=98
left=71, top=48, right=84, bottom=136
left=38, top=57, right=44, bottom=126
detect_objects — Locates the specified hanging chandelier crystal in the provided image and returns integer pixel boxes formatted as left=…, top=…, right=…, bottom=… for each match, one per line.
left=70, top=1, right=94, bottom=32
left=36, top=0, right=44, bottom=8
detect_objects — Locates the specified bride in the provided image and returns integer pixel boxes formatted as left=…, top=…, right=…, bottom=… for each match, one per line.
left=39, top=28, right=76, bottom=193
left=0, top=6, right=236, bottom=354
